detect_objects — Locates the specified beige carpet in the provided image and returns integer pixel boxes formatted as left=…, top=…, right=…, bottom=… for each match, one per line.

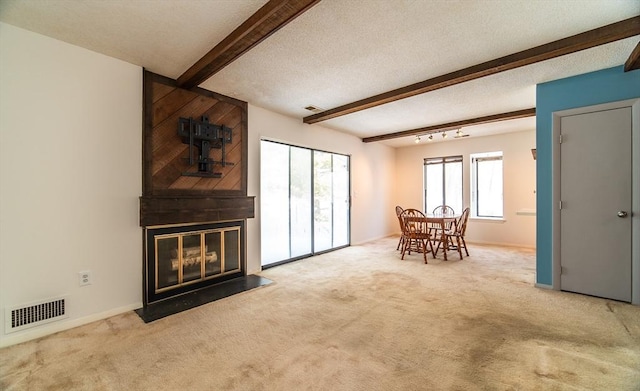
left=1, top=237, right=639, bottom=390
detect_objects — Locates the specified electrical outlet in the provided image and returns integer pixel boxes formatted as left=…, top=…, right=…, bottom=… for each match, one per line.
left=78, top=271, right=92, bottom=286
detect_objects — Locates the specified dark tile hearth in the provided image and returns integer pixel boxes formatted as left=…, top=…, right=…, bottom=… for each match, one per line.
left=135, top=275, right=272, bottom=323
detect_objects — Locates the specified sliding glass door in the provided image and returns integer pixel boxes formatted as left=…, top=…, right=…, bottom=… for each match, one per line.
left=329, top=153, right=349, bottom=248
left=290, top=147, right=312, bottom=257
left=261, top=141, right=350, bottom=267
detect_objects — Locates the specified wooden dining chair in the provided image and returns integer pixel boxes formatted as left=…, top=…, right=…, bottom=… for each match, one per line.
left=430, top=205, right=455, bottom=240
left=432, top=205, right=455, bottom=216
left=431, top=217, right=453, bottom=260
left=399, top=209, right=433, bottom=264
left=443, top=207, right=470, bottom=259
left=395, top=205, right=405, bottom=250
left=454, top=207, right=471, bottom=256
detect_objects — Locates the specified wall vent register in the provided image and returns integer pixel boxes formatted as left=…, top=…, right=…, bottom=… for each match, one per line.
left=5, top=297, right=68, bottom=333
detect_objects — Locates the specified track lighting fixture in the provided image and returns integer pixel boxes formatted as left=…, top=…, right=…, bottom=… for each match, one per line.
left=454, top=128, right=469, bottom=138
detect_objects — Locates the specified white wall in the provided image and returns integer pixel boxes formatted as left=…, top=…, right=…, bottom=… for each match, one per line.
left=246, top=105, right=397, bottom=273
left=0, top=23, right=143, bottom=347
left=395, top=130, right=536, bottom=248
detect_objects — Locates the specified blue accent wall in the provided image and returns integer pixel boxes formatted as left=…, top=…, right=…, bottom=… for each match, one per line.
left=536, top=65, right=640, bottom=285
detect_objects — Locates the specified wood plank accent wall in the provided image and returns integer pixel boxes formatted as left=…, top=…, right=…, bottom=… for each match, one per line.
left=141, top=71, right=254, bottom=227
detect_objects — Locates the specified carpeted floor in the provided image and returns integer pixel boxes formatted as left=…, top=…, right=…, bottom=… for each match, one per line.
left=1, top=237, right=639, bottom=390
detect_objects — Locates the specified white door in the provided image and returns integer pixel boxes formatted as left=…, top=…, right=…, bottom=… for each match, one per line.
left=560, top=107, right=632, bottom=302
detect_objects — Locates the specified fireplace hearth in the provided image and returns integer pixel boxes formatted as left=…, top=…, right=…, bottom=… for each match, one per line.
left=135, top=274, right=272, bottom=323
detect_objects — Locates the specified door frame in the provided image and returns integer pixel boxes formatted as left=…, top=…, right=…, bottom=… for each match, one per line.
left=552, top=98, right=640, bottom=305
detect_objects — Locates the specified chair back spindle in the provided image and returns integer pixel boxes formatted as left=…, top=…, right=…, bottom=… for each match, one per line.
left=395, top=206, right=405, bottom=250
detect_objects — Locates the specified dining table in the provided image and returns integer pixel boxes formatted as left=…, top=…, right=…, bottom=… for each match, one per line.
left=402, top=213, right=460, bottom=261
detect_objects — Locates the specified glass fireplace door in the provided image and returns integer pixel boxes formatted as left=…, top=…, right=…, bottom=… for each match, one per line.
left=150, top=224, right=241, bottom=298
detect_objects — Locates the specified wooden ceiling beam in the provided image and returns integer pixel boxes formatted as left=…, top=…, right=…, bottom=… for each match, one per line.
left=361, top=108, right=536, bottom=143
left=624, top=41, right=640, bottom=71
left=178, top=0, right=320, bottom=89
left=305, top=16, right=640, bottom=124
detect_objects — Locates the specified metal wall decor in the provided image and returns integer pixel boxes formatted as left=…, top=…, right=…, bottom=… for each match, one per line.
left=177, top=116, right=233, bottom=178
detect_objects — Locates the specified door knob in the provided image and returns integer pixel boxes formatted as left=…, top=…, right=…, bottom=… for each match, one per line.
left=617, top=211, right=628, bottom=218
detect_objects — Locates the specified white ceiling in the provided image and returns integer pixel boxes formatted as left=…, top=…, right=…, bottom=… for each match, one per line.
left=1, top=0, right=638, bottom=147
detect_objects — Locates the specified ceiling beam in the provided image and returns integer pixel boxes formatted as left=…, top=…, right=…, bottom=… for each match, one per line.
left=177, top=0, right=321, bottom=89
left=361, top=108, right=536, bottom=143
left=624, top=41, right=640, bottom=71
left=305, top=16, right=640, bottom=124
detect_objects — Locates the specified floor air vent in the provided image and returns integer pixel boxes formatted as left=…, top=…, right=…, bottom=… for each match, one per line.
left=5, top=296, right=68, bottom=333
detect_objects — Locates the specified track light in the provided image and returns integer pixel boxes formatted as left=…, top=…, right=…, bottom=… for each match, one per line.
left=427, top=134, right=433, bottom=141
left=454, top=128, right=469, bottom=139
left=442, top=131, right=447, bottom=139
left=415, top=135, right=421, bottom=144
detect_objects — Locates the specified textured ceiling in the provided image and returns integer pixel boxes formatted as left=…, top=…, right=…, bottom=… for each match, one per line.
left=1, top=0, right=638, bottom=147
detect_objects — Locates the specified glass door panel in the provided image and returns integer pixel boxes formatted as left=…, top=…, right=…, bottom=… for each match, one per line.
left=332, top=154, right=349, bottom=247
left=223, top=229, right=240, bottom=272
left=313, top=151, right=333, bottom=252
left=290, top=147, right=312, bottom=257
left=260, top=142, right=290, bottom=264
left=204, top=231, right=221, bottom=277
left=156, top=236, right=178, bottom=290
left=182, top=234, right=202, bottom=283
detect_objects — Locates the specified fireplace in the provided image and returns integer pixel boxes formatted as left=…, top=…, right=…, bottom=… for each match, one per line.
left=139, top=71, right=255, bottom=310
left=144, top=221, right=245, bottom=304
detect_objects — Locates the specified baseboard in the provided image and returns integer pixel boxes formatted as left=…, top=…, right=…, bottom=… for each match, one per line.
left=355, top=235, right=536, bottom=250
left=352, top=233, right=398, bottom=246
left=0, top=302, right=142, bottom=348
left=466, top=239, right=536, bottom=250
left=534, top=283, right=553, bottom=290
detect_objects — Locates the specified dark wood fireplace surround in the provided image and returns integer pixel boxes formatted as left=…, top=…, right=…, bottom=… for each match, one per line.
left=140, top=70, right=254, bottom=305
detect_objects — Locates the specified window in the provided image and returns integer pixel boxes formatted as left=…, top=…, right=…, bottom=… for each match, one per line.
left=423, top=156, right=463, bottom=214
left=471, top=152, right=503, bottom=218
